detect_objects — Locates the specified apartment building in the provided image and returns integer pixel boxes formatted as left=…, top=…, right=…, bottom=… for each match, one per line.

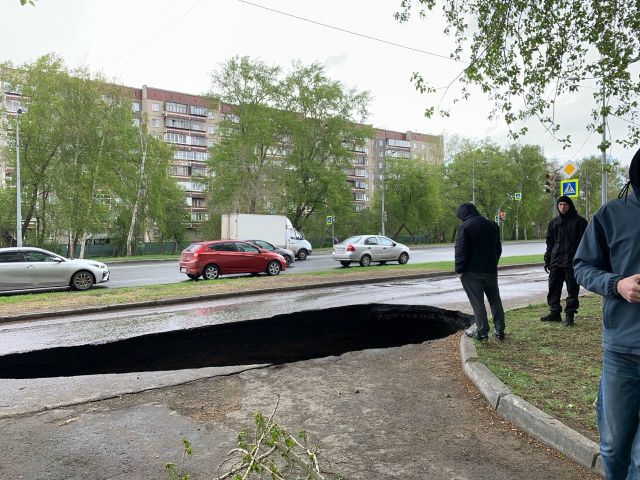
left=1, top=81, right=444, bottom=227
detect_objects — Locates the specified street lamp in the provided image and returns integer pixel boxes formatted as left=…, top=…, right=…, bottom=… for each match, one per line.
left=15, top=108, right=23, bottom=248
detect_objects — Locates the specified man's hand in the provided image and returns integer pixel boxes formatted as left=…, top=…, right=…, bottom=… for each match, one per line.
left=616, top=274, right=640, bottom=303
left=544, top=265, right=550, bottom=274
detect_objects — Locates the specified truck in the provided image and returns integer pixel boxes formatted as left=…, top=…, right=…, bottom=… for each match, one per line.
left=221, top=213, right=313, bottom=260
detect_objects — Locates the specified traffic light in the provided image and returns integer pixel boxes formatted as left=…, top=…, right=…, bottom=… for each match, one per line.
left=544, top=173, right=555, bottom=194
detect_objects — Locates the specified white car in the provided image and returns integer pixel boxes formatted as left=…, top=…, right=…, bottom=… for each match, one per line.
left=332, top=235, right=411, bottom=267
left=0, top=247, right=110, bottom=293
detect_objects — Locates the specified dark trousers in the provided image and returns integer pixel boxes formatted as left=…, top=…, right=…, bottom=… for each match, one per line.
left=460, top=271, right=505, bottom=336
left=547, top=267, right=580, bottom=314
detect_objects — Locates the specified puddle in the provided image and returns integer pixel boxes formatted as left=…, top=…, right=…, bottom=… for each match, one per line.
left=0, top=304, right=471, bottom=378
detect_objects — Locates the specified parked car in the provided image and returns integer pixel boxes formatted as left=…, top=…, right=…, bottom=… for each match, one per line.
left=0, top=247, right=110, bottom=293
left=179, top=240, right=287, bottom=280
left=244, top=240, right=295, bottom=267
left=332, top=235, right=411, bottom=267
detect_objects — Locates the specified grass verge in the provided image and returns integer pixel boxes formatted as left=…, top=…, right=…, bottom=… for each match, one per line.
left=0, top=254, right=542, bottom=317
left=475, top=294, right=602, bottom=442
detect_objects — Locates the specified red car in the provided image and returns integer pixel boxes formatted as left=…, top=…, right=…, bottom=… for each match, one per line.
left=179, top=240, right=287, bottom=280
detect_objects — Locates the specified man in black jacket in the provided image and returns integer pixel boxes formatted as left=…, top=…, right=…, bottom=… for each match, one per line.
left=541, top=195, right=588, bottom=326
left=455, top=202, right=505, bottom=341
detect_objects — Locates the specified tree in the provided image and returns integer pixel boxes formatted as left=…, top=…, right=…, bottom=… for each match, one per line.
left=374, top=159, right=443, bottom=242
left=396, top=1, right=640, bottom=149
left=208, top=56, right=283, bottom=215
left=277, top=62, right=373, bottom=230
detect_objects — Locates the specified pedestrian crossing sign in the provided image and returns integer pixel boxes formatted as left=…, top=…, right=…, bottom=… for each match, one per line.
left=560, top=179, right=579, bottom=198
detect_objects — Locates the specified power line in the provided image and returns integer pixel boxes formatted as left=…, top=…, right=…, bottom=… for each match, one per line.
left=236, top=0, right=467, bottom=64
left=99, top=0, right=207, bottom=68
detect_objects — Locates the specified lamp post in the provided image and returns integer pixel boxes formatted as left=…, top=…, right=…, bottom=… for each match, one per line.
left=15, top=108, right=23, bottom=248
left=380, top=154, right=386, bottom=236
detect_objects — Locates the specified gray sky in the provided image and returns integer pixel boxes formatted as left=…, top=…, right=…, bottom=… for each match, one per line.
left=2, top=0, right=636, bottom=165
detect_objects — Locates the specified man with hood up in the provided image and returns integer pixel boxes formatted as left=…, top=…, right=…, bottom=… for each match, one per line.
left=541, top=195, right=588, bottom=326
left=454, top=202, right=505, bottom=341
left=574, top=149, right=640, bottom=479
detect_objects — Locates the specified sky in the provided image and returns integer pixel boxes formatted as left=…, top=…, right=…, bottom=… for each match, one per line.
left=2, top=0, right=636, bottom=166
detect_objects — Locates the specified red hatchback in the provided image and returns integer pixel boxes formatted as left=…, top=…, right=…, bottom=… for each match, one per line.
left=179, top=240, right=287, bottom=280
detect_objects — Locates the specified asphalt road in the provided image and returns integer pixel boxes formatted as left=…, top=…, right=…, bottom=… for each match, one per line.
left=105, top=241, right=546, bottom=288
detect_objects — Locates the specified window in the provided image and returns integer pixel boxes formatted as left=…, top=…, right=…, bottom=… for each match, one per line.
left=364, top=237, right=378, bottom=245
left=174, top=150, right=208, bottom=161
left=152, top=103, right=160, bottom=112
left=170, top=166, right=189, bottom=176
left=212, top=242, right=237, bottom=252
left=412, top=142, right=417, bottom=149
left=4, top=99, right=21, bottom=112
left=190, top=105, right=207, bottom=116
left=377, top=237, right=394, bottom=247
left=378, top=139, right=384, bottom=146
left=0, top=251, right=24, bottom=262
left=151, top=118, right=160, bottom=128
left=24, top=251, right=59, bottom=262
left=378, top=151, right=383, bottom=158
left=166, top=118, right=190, bottom=129
left=192, top=198, right=204, bottom=208
left=387, top=139, right=410, bottom=148
left=166, top=102, right=187, bottom=114
left=355, top=169, right=367, bottom=178
left=131, top=102, right=140, bottom=112
left=191, top=136, right=207, bottom=146
left=236, top=242, right=260, bottom=253
left=208, top=140, right=216, bottom=148
left=208, top=125, right=216, bottom=135
left=191, top=121, right=205, bottom=131
left=165, top=132, right=188, bottom=144
left=191, top=167, right=207, bottom=176
left=132, top=118, right=140, bottom=127
left=190, top=212, right=208, bottom=222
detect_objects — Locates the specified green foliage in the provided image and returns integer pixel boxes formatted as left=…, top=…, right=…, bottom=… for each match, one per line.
left=165, top=437, right=193, bottom=480
left=396, top=0, right=640, bottom=149
left=207, top=57, right=372, bottom=232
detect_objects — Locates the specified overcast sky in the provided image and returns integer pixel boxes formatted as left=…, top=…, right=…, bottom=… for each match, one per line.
left=2, top=0, right=636, bottom=166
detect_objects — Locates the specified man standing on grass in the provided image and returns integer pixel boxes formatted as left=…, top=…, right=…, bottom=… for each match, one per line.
left=574, top=148, right=640, bottom=479
left=540, top=195, right=588, bottom=326
left=455, top=202, right=505, bottom=341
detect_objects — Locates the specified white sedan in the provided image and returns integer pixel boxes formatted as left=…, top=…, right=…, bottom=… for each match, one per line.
left=332, top=235, right=411, bottom=267
left=0, top=247, right=110, bottom=293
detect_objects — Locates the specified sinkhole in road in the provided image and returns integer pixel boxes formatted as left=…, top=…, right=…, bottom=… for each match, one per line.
left=0, top=304, right=472, bottom=379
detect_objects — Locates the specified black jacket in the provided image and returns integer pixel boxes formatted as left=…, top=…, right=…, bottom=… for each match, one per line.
left=544, top=196, right=588, bottom=269
left=454, top=203, right=502, bottom=274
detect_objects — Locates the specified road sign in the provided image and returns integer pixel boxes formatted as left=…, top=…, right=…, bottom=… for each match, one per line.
left=560, top=161, right=579, bottom=179
left=326, top=215, right=333, bottom=225
left=514, top=192, right=522, bottom=201
left=560, top=179, right=579, bottom=198
left=494, top=215, right=500, bottom=223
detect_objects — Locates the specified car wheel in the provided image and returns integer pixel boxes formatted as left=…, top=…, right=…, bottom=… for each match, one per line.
left=340, top=261, right=351, bottom=267
left=398, top=252, right=409, bottom=265
left=203, top=264, right=220, bottom=280
left=284, top=255, right=293, bottom=266
left=70, top=270, right=95, bottom=291
left=297, top=249, right=308, bottom=261
left=187, top=274, right=200, bottom=280
left=266, top=260, right=281, bottom=276
left=359, top=255, right=372, bottom=267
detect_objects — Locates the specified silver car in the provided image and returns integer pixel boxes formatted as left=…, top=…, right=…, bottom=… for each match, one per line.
left=0, top=247, right=110, bottom=293
left=332, top=235, right=411, bottom=267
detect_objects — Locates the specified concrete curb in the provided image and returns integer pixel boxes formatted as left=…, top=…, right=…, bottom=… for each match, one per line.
left=459, top=334, right=604, bottom=477
left=0, top=262, right=542, bottom=324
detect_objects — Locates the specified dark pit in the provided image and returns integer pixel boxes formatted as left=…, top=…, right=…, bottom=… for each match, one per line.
left=0, top=304, right=472, bottom=379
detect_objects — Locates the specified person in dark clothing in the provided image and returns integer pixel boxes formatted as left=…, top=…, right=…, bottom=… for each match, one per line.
left=541, top=195, right=588, bottom=326
left=455, top=202, right=505, bottom=341
left=574, top=148, right=640, bottom=479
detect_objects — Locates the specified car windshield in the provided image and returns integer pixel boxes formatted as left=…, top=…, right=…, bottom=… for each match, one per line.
left=340, top=236, right=362, bottom=244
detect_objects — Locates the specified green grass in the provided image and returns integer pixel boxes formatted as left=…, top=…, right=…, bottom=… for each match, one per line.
left=475, top=294, right=602, bottom=440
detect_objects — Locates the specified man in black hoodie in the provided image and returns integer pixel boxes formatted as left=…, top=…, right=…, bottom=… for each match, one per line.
left=455, top=202, right=505, bottom=341
left=541, top=195, right=588, bottom=326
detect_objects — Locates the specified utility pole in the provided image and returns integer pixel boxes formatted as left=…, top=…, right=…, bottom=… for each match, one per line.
left=15, top=108, right=23, bottom=248
left=601, top=84, right=608, bottom=206
left=380, top=154, right=386, bottom=236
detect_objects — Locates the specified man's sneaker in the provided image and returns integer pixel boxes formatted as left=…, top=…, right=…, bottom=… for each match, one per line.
left=465, top=330, right=488, bottom=341
left=563, top=313, right=575, bottom=327
left=494, top=332, right=505, bottom=341
left=540, top=312, right=562, bottom=322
